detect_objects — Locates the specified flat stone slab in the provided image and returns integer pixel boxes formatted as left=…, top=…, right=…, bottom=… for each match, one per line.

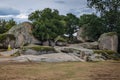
left=11, top=53, right=85, bottom=62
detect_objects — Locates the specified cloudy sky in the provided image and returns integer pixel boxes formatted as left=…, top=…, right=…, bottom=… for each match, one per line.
left=0, top=0, right=95, bottom=22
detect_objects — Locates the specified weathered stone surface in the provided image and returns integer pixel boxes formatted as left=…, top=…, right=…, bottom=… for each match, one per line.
left=11, top=53, right=83, bottom=62
left=60, top=47, right=118, bottom=61
left=56, top=41, right=67, bottom=46
left=98, top=32, right=118, bottom=52
left=8, top=22, right=40, bottom=48
left=79, top=42, right=98, bottom=49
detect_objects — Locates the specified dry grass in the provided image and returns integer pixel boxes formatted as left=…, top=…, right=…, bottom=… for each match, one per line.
left=0, top=61, right=120, bottom=80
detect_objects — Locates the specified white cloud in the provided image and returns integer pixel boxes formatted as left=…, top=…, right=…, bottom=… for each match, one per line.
left=0, top=15, right=14, bottom=18
left=16, top=13, right=28, bottom=19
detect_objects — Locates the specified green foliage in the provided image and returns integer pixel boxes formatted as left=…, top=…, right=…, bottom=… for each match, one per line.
left=79, top=14, right=106, bottom=41
left=64, top=13, right=79, bottom=41
left=0, top=19, right=16, bottom=34
left=87, top=0, right=120, bottom=52
left=87, top=0, right=120, bottom=32
left=28, top=8, right=66, bottom=41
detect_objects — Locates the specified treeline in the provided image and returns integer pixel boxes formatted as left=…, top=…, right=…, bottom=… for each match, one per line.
left=28, top=8, right=105, bottom=42
left=0, top=0, right=120, bottom=43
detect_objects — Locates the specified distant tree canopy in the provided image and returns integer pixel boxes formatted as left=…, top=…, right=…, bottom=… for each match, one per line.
left=28, top=8, right=66, bottom=41
left=64, top=13, right=79, bottom=41
left=87, top=0, right=120, bottom=32
left=28, top=8, right=79, bottom=42
left=0, top=19, right=16, bottom=34
left=79, top=14, right=106, bottom=41
left=28, top=0, right=120, bottom=43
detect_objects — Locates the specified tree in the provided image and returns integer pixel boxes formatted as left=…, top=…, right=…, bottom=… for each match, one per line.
left=28, top=8, right=65, bottom=42
left=64, top=13, right=79, bottom=41
left=0, top=19, right=16, bottom=34
left=79, top=14, right=106, bottom=41
left=87, top=0, right=120, bottom=32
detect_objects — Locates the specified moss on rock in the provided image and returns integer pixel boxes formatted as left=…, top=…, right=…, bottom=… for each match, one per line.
left=24, top=46, right=56, bottom=52
left=103, top=32, right=117, bottom=36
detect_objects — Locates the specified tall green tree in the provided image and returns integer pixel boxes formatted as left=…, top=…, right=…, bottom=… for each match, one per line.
left=79, top=14, right=106, bottom=41
left=28, top=8, right=65, bottom=42
left=87, top=0, right=120, bottom=32
left=65, top=13, right=79, bottom=41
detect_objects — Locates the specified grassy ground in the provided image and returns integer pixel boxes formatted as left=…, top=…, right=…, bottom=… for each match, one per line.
left=0, top=61, right=120, bottom=80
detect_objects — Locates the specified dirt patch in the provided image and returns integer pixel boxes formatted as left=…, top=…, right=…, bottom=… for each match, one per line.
left=0, top=61, right=119, bottom=80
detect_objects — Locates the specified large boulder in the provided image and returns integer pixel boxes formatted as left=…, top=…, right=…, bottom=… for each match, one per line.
left=0, top=34, right=16, bottom=48
left=77, top=27, right=93, bottom=42
left=98, top=32, right=118, bottom=52
left=8, top=22, right=40, bottom=48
